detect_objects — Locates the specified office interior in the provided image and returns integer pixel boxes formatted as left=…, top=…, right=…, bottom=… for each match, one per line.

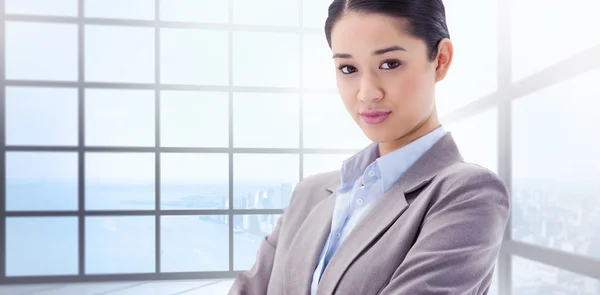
left=0, top=0, right=599, bottom=294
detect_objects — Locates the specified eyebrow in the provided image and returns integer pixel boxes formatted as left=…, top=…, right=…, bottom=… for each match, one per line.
left=332, top=45, right=407, bottom=59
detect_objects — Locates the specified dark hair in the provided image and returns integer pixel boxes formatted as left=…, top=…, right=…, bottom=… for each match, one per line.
left=324, top=0, right=450, bottom=61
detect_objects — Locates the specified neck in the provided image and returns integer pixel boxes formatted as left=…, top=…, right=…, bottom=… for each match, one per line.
left=378, top=111, right=441, bottom=157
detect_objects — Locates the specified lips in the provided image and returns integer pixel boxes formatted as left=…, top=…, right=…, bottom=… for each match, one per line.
left=360, top=110, right=391, bottom=124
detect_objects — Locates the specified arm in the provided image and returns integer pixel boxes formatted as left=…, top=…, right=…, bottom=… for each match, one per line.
left=379, top=169, right=510, bottom=295
left=227, top=212, right=284, bottom=295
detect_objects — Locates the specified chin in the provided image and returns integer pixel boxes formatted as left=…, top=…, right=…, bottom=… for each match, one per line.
left=362, top=129, right=397, bottom=144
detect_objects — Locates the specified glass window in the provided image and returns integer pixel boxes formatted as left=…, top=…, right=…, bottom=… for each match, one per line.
left=6, top=87, right=78, bottom=146
left=303, top=154, right=352, bottom=179
left=85, top=0, right=154, bottom=20
left=436, top=0, right=498, bottom=116
left=234, top=214, right=281, bottom=270
left=85, top=216, right=155, bottom=274
left=161, top=215, right=229, bottom=272
left=303, top=34, right=336, bottom=89
left=7, top=152, right=78, bottom=211
left=85, top=89, right=155, bottom=147
left=512, top=256, right=600, bottom=294
left=445, top=108, right=498, bottom=173
left=233, top=32, right=300, bottom=87
left=160, top=90, right=229, bottom=148
left=160, top=29, right=229, bottom=86
left=6, top=217, right=78, bottom=276
left=160, top=153, right=229, bottom=210
left=6, top=22, right=78, bottom=81
left=234, top=154, right=299, bottom=209
left=302, top=0, right=330, bottom=28
left=160, top=0, right=228, bottom=24
left=303, top=93, right=370, bottom=149
left=5, top=0, right=77, bottom=17
left=233, top=93, right=299, bottom=148
left=512, top=68, right=600, bottom=259
left=233, top=0, right=299, bottom=26
left=85, top=25, right=154, bottom=83
left=511, top=0, right=600, bottom=82
left=85, top=153, right=155, bottom=210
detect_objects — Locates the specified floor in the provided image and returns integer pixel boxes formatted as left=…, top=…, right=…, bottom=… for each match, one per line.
left=0, top=279, right=234, bottom=295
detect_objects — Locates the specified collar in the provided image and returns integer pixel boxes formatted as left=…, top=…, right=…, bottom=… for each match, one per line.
left=326, top=132, right=464, bottom=194
left=337, top=126, right=449, bottom=193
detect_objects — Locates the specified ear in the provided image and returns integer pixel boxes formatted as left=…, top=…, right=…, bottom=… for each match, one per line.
left=434, top=38, right=453, bottom=82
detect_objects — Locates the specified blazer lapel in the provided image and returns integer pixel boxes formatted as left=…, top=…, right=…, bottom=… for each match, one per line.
left=315, top=182, right=409, bottom=295
left=315, top=132, right=464, bottom=295
left=284, top=181, right=339, bottom=295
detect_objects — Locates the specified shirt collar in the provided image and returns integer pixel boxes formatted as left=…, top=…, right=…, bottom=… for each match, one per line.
left=339, top=126, right=447, bottom=193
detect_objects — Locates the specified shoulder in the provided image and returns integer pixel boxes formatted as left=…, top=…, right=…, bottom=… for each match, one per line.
left=432, top=161, right=510, bottom=209
left=286, top=170, right=339, bottom=209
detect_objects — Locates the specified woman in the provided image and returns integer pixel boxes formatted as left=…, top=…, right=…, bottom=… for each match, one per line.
left=229, top=0, right=510, bottom=294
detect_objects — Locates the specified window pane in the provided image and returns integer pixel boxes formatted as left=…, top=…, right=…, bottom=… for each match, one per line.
left=85, top=25, right=154, bottom=83
left=7, top=152, right=78, bottom=211
left=85, top=0, right=154, bottom=20
left=6, top=22, right=77, bottom=81
left=160, top=29, right=228, bottom=86
left=303, top=34, right=336, bottom=89
left=86, top=153, right=155, bottom=210
left=234, top=154, right=298, bottom=209
left=512, top=68, right=600, bottom=259
left=234, top=214, right=281, bottom=270
left=233, top=0, right=298, bottom=26
left=6, top=87, right=77, bottom=146
left=6, top=0, right=77, bottom=16
left=161, top=215, right=229, bottom=272
left=160, top=0, right=228, bottom=24
left=233, top=32, right=299, bottom=87
left=86, top=216, right=155, bottom=274
left=302, top=0, right=329, bottom=28
left=6, top=217, right=78, bottom=276
left=436, top=0, right=498, bottom=116
left=511, top=0, right=600, bottom=82
left=303, top=154, right=352, bottom=179
left=85, top=89, right=155, bottom=147
left=233, top=93, right=299, bottom=148
left=303, top=94, right=370, bottom=149
left=161, top=153, right=228, bottom=210
left=160, top=90, right=229, bottom=147
left=512, top=256, right=600, bottom=295
left=445, top=108, right=498, bottom=173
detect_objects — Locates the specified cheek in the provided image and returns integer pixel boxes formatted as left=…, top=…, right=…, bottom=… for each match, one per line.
left=336, top=78, right=358, bottom=113
left=388, top=72, right=433, bottom=107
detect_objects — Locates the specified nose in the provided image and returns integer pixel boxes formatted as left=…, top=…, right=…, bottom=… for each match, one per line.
left=357, top=73, right=384, bottom=103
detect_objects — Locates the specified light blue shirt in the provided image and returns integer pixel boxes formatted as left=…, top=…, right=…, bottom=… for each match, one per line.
left=310, top=126, right=447, bottom=294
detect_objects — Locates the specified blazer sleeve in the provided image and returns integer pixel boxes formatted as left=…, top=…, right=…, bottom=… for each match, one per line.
left=227, top=211, right=284, bottom=295
left=378, top=168, right=510, bottom=295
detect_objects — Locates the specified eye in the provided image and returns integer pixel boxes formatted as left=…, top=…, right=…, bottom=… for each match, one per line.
left=380, top=59, right=401, bottom=70
left=337, top=64, right=357, bottom=74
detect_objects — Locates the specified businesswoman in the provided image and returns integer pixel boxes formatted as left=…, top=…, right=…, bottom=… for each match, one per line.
left=229, top=0, right=510, bottom=294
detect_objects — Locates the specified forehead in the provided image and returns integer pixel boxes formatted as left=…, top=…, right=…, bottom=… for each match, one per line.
left=330, top=12, right=422, bottom=53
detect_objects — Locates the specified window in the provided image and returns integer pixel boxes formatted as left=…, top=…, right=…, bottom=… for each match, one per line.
left=512, top=256, right=600, bottom=294
left=510, top=0, right=600, bottom=82
left=2, top=0, right=353, bottom=281
left=512, top=68, right=600, bottom=259
left=3, top=0, right=599, bottom=290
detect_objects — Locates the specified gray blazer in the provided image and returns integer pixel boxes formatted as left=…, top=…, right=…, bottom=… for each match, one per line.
left=228, top=133, right=510, bottom=295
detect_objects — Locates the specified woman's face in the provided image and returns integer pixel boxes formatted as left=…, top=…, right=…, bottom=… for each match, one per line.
left=330, top=12, right=452, bottom=145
